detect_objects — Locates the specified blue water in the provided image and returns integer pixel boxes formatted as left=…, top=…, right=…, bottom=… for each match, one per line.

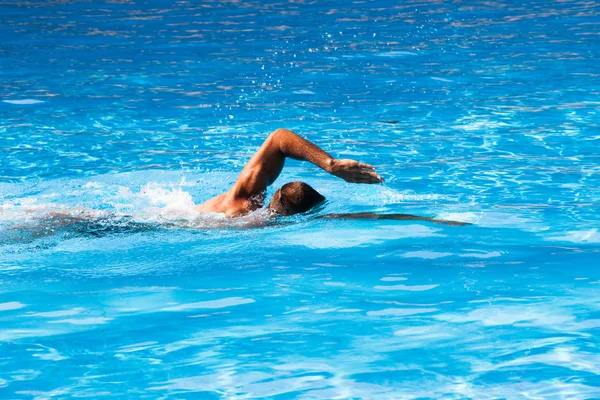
left=1, top=0, right=600, bottom=398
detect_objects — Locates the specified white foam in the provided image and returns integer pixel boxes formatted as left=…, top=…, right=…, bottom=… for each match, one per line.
left=108, top=181, right=274, bottom=229
left=116, top=183, right=198, bottom=219
left=2, top=99, right=45, bottom=105
left=0, top=301, right=26, bottom=311
left=0, top=179, right=232, bottom=230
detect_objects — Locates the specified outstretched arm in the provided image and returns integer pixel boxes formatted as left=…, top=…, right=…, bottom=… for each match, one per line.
left=230, top=128, right=384, bottom=199
left=317, top=212, right=472, bottom=226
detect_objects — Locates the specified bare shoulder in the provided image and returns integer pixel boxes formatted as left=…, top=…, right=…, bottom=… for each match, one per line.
left=195, top=192, right=228, bottom=214
left=196, top=191, right=264, bottom=217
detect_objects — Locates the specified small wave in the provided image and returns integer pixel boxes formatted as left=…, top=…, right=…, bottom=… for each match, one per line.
left=346, top=186, right=455, bottom=207
left=376, top=51, right=418, bottom=57
left=547, top=229, right=600, bottom=244
left=2, top=99, right=45, bottom=105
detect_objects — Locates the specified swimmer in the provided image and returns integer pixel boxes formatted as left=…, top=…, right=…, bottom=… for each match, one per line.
left=7, top=128, right=469, bottom=236
left=196, top=128, right=469, bottom=225
left=196, top=128, right=383, bottom=217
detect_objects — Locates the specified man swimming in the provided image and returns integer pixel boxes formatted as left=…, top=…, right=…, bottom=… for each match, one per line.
left=7, top=128, right=468, bottom=238
left=194, top=128, right=468, bottom=225
left=196, top=128, right=383, bottom=217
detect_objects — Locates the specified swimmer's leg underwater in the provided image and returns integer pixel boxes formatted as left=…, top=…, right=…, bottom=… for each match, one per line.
left=316, top=212, right=471, bottom=226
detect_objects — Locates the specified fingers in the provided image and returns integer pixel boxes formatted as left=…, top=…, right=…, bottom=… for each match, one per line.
left=345, top=170, right=384, bottom=184
left=364, top=170, right=384, bottom=183
left=354, top=178, right=379, bottom=184
left=351, top=177, right=381, bottom=184
left=334, top=159, right=383, bottom=183
left=354, top=162, right=375, bottom=170
left=338, top=159, right=376, bottom=170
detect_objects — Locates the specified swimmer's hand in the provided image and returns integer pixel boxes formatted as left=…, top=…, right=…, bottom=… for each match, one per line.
left=328, top=159, right=384, bottom=184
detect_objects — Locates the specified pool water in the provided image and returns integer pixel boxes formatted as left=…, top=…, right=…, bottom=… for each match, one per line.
left=1, top=0, right=599, bottom=398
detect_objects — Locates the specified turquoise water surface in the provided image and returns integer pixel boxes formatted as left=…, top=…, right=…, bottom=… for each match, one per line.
left=1, top=0, right=599, bottom=398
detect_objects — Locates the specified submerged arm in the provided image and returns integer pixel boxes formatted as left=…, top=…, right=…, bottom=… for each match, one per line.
left=230, top=128, right=384, bottom=199
left=317, top=212, right=472, bottom=226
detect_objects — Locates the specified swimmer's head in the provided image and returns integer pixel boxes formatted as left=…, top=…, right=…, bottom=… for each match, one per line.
left=268, top=181, right=325, bottom=216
